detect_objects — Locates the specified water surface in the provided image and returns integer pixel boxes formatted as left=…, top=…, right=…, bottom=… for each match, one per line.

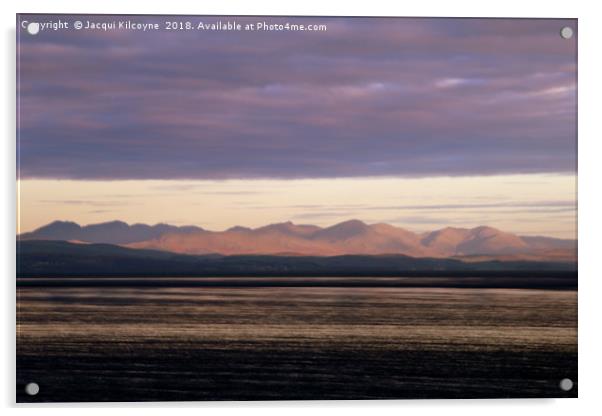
left=16, top=282, right=577, bottom=401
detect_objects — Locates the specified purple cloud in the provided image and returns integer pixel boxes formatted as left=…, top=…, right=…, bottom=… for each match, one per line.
left=17, top=15, right=577, bottom=179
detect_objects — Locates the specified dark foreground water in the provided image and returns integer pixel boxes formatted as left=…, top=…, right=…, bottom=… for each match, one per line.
left=16, top=279, right=577, bottom=402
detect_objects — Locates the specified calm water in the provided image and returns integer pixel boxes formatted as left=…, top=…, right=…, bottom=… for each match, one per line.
left=16, top=280, right=578, bottom=401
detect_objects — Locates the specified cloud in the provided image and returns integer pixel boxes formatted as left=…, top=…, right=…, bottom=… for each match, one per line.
left=18, top=16, right=576, bottom=180
left=434, top=78, right=484, bottom=88
left=291, top=211, right=359, bottom=220
left=38, top=199, right=131, bottom=207
left=249, top=199, right=575, bottom=211
left=367, top=200, right=576, bottom=211
left=385, top=215, right=456, bottom=225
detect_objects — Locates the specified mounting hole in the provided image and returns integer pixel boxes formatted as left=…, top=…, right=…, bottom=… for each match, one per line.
left=26, top=22, right=40, bottom=36
left=24, top=382, right=39, bottom=396
left=559, top=378, right=573, bottom=391
left=560, top=26, right=573, bottom=40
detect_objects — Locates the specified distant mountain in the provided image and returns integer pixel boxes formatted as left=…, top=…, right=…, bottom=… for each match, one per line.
left=19, top=219, right=576, bottom=261
left=421, top=226, right=529, bottom=256
left=17, top=240, right=577, bottom=283
left=19, top=220, right=203, bottom=244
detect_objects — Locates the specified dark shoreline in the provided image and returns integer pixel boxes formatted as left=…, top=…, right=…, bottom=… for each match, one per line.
left=16, top=275, right=577, bottom=289
left=17, top=241, right=577, bottom=280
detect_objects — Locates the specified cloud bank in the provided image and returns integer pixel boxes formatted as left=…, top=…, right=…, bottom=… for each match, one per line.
left=18, top=16, right=577, bottom=179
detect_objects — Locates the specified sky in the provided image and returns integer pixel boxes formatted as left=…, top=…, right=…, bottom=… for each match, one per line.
left=17, top=15, right=577, bottom=237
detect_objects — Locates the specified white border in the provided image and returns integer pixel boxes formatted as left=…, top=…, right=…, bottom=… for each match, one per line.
left=3, top=0, right=601, bottom=414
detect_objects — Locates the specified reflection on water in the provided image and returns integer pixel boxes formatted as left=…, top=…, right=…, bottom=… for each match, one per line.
left=17, top=283, right=577, bottom=402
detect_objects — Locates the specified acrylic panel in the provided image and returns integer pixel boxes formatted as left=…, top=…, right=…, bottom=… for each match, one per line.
left=16, top=14, right=577, bottom=402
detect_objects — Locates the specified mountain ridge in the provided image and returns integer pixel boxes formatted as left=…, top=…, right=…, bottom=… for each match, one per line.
left=19, top=219, right=576, bottom=261
left=19, top=220, right=204, bottom=245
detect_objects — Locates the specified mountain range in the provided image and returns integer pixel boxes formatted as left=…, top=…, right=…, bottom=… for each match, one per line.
left=19, top=220, right=576, bottom=262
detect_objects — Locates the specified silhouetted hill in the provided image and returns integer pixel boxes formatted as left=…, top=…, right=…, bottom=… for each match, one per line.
left=17, top=240, right=576, bottom=280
